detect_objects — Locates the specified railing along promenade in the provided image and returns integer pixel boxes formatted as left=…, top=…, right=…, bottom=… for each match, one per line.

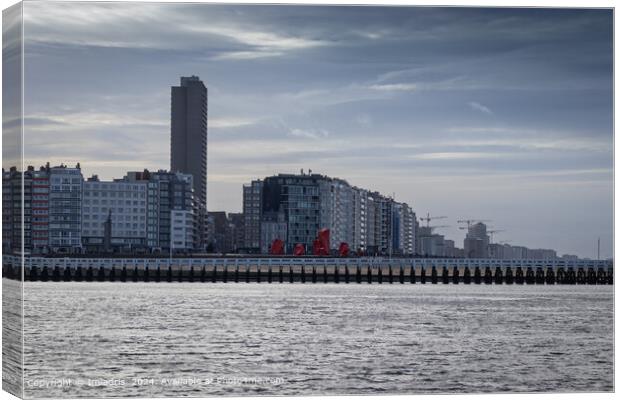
left=3, top=255, right=613, bottom=285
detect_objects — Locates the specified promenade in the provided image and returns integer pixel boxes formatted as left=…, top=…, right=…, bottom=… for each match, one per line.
left=4, top=256, right=613, bottom=285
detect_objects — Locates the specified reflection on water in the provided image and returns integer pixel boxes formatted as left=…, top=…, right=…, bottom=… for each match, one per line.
left=17, top=281, right=613, bottom=398
left=3, top=278, right=23, bottom=397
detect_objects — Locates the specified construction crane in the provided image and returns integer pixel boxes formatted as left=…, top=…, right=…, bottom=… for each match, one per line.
left=457, top=219, right=491, bottom=230
left=420, top=213, right=447, bottom=228
left=487, top=229, right=505, bottom=244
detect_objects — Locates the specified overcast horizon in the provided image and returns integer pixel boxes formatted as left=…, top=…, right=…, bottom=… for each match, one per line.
left=12, top=2, right=613, bottom=258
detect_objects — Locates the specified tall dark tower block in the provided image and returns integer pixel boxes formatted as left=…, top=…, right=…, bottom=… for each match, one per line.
left=171, top=76, right=208, bottom=207
left=171, top=76, right=208, bottom=249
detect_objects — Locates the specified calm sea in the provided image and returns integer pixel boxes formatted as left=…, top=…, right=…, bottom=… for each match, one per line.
left=12, top=280, right=614, bottom=398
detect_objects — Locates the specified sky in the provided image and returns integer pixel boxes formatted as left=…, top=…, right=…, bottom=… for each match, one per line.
left=14, top=2, right=613, bottom=258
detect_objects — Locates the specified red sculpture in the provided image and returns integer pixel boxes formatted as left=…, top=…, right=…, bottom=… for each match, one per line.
left=312, top=229, right=330, bottom=256
left=293, top=243, right=305, bottom=256
left=312, top=239, right=322, bottom=256
left=270, top=238, right=284, bottom=255
left=339, top=242, right=350, bottom=257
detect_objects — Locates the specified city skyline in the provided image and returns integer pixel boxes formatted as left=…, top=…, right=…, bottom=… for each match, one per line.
left=16, top=3, right=613, bottom=258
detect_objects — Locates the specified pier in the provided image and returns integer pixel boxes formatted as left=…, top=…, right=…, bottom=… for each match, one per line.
left=2, top=256, right=613, bottom=285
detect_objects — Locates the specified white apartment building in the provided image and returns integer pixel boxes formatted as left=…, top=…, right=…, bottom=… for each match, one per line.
left=81, top=177, right=148, bottom=249
left=328, top=178, right=355, bottom=249
left=351, top=187, right=368, bottom=251
left=171, top=209, right=195, bottom=250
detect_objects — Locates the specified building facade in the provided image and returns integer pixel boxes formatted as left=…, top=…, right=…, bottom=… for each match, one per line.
left=261, top=173, right=324, bottom=252
left=48, top=165, right=83, bottom=252
left=464, top=222, right=490, bottom=258
left=228, top=212, right=245, bottom=253
left=243, top=179, right=263, bottom=252
left=125, top=169, right=196, bottom=252
left=244, top=172, right=416, bottom=256
left=3, top=167, right=24, bottom=253
left=171, top=75, right=208, bottom=249
left=81, top=175, right=148, bottom=252
left=31, top=167, right=50, bottom=251
left=392, top=202, right=416, bottom=256
left=2, top=164, right=197, bottom=255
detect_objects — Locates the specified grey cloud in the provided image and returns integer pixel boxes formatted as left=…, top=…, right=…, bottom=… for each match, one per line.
left=468, top=101, right=493, bottom=115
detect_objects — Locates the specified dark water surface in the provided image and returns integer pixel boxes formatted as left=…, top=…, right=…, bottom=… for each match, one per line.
left=18, top=281, right=613, bottom=398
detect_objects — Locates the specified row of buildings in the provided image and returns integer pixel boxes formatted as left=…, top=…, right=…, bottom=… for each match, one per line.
left=3, top=166, right=417, bottom=256
left=3, top=164, right=197, bottom=254
left=416, top=220, right=574, bottom=260
left=1, top=164, right=579, bottom=259
left=242, top=172, right=417, bottom=256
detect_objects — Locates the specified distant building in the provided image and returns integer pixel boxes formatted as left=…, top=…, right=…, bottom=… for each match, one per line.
left=351, top=188, right=368, bottom=252
left=206, top=211, right=230, bottom=253
left=464, top=222, right=489, bottom=258
left=3, top=166, right=28, bottom=253
left=124, top=169, right=196, bottom=252
left=260, top=215, right=287, bottom=254
left=228, top=212, right=245, bottom=252
left=4, top=165, right=54, bottom=254
left=4, top=164, right=82, bottom=254
left=243, top=179, right=263, bottom=252
left=328, top=178, right=355, bottom=250
left=367, top=191, right=394, bottom=255
left=31, top=166, right=50, bottom=252
left=171, top=76, right=208, bottom=209
left=487, top=243, right=504, bottom=259
left=417, top=226, right=445, bottom=257
left=485, top=242, right=559, bottom=261
left=171, top=75, right=208, bottom=249
left=49, top=165, right=83, bottom=253
left=446, top=240, right=465, bottom=258
left=81, top=175, right=147, bottom=252
left=511, top=246, right=528, bottom=259
left=526, top=248, right=557, bottom=260
left=206, top=211, right=245, bottom=253
left=261, top=173, right=323, bottom=252
left=244, top=172, right=415, bottom=255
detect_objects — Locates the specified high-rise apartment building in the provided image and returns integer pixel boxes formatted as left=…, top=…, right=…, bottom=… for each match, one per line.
left=366, top=191, right=393, bottom=255
left=31, top=167, right=50, bottom=251
left=171, top=76, right=208, bottom=206
left=243, top=180, right=263, bottom=252
left=244, top=172, right=415, bottom=256
left=48, top=165, right=83, bottom=252
left=171, top=76, right=208, bottom=249
left=228, top=212, right=245, bottom=252
left=125, top=169, right=196, bottom=252
left=392, top=202, right=416, bottom=256
left=262, top=173, right=324, bottom=252
left=328, top=178, right=355, bottom=250
left=464, top=222, right=490, bottom=258
left=3, top=167, right=25, bottom=253
left=351, top=188, right=368, bottom=251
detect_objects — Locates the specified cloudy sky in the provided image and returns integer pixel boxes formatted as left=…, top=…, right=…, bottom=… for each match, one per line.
left=17, top=2, right=612, bottom=258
